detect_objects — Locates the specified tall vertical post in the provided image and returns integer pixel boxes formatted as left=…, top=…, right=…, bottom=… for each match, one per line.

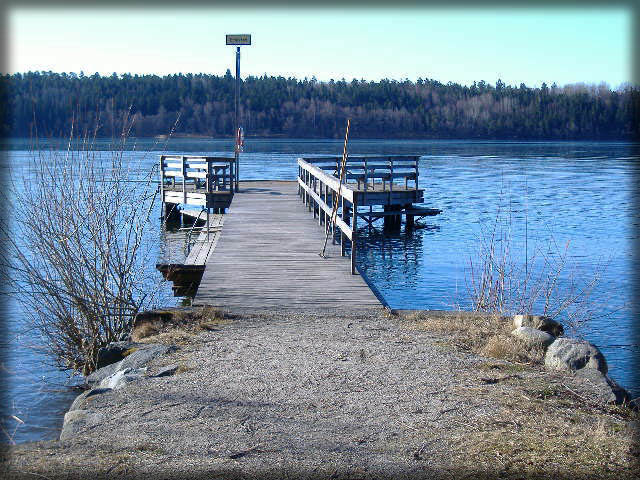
left=234, top=46, right=240, bottom=192
left=227, top=34, right=251, bottom=192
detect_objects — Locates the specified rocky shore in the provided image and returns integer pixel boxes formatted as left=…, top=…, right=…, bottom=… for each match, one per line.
left=4, top=308, right=638, bottom=479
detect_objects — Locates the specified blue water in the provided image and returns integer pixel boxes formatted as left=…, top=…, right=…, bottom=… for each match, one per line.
left=1, top=138, right=638, bottom=444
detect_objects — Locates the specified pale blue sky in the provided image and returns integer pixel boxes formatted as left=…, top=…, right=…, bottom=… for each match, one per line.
left=7, top=7, right=632, bottom=88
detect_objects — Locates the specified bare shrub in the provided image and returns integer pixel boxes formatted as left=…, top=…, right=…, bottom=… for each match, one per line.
left=467, top=189, right=612, bottom=334
left=0, top=126, right=164, bottom=375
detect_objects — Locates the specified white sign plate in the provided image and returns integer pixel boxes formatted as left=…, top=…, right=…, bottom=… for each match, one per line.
left=226, top=34, right=251, bottom=45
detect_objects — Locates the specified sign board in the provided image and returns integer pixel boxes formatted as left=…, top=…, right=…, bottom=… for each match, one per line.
left=226, top=34, right=251, bottom=45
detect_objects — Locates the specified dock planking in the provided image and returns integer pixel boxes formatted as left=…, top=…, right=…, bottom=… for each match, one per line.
left=181, top=210, right=224, bottom=266
left=194, top=180, right=382, bottom=311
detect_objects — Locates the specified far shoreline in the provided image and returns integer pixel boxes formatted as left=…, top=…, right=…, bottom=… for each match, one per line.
left=2, top=136, right=639, bottom=145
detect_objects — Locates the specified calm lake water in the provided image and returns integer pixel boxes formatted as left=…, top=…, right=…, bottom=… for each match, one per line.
left=1, top=138, right=638, bottom=444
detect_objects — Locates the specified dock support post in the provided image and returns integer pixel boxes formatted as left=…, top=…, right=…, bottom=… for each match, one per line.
left=351, top=197, right=358, bottom=275
left=318, top=180, right=322, bottom=226
left=163, top=202, right=180, bottom=226
left=383, top=205, right=391, bottom=231
left=404, top=203, right=414, bottom=230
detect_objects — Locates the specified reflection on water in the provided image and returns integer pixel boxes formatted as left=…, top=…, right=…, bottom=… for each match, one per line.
left=2, top=138, right=638, bottom=444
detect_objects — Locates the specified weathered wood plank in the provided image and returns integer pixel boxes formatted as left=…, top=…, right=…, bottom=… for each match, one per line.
left=194, top=181, right=381, bottom=310
left=184, top=213, right=224, bottom=266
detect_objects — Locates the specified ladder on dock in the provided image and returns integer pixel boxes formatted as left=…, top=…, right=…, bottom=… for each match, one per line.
left=156, top=209, right=224, bottom=297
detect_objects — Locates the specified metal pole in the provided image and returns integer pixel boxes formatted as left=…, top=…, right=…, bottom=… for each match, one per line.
left=234, top=46, right=240, bottom=192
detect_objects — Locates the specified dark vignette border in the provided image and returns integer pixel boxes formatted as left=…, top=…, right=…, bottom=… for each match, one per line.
left=0, top=0, right=637, bottom=478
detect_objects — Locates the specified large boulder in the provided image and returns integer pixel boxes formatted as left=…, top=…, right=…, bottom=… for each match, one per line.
left=573, top=367, right=632, bottom=406
left=86, top=361, right=120, bottom=386
left=513, top=314, right=564, bottom=337
left=96, top=341, right=142, bottom=369
left=544, top=337, right=607, bottom=374
left=60, top=409, right=105, bottom=441
left=99, top=367, right=147, bottom=390
left=69, top=387, right=112, bottom=412
left=511, top=326, right=555, bottom=349
left=86, top=343, right=175, bottom=386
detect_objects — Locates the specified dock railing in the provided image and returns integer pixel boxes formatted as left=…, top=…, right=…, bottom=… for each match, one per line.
left=298, top=157, right=357, bottom=273
left=303, top=155, right=419, bottom=192
left=160, top=155, right=236, bottom=205
left=298, top=155, right=424, bottom=275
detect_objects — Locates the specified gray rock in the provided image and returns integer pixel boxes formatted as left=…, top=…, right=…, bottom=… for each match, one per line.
left=69, top=387, right=112, bottom=411
left=86, top=361, right=120, bottom=386
left=120, top=343, right=175, bottom=370
left=511, top=326, right=555, bottom=348
left=513, top=314, right=564, bottom=336
left=153, top=364, right=179, bottom=377
left=99, top=367, right=147, bottom=390
left=96, top=341, right=140, bottom=369
left=544, top=337, right=608, bottom=374
left=86, top=343, right=175, bottom=386
left=60, top=409, right=105, bottom=441
left=573, top=368, right=632, bottom=405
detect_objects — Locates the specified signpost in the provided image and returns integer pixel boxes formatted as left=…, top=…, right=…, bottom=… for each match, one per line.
left=226, top=34, right=251, bottom=192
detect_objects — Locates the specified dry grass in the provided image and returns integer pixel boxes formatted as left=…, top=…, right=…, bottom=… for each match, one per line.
left=480, top=334, right=545, bottom=364
left=445, top=375, right=638, bottom=478
left=131, top=306, right=232, bottom=344
left=405, top=310, right=543, bottom=364
left=404, top=309, right=638, bottom=477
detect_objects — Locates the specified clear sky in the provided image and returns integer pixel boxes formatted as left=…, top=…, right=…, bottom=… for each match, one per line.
left=7, top=6, right=632, bottom=89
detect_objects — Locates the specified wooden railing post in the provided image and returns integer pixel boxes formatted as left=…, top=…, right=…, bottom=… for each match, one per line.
left=340, top=195, right=346, bottom=256
left=318, top=180, right=323, bottom=226
left=181, top=155, right=187, bottom=204
left=414, top=155, right=420, bottom=201
left=160, top=155, right=165, bottom=220
left=351, top=195, right=358, bottom=275
left=389, top=157, right=394, bottom=203
left=363, top=157, right=368, bottom=192
left=308, top=171, right=312, bottom=212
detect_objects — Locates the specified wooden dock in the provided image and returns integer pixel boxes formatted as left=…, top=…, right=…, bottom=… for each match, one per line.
left=194, top=180, right=382, bottom=311
left=159, top=153, right=440, bottom=311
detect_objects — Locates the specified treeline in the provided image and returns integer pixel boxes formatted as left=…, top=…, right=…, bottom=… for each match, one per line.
left=2, top=71, right=638, bottom=140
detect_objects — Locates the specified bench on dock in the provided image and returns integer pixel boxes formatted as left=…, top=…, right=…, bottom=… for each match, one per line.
left=160, top=155, right=236, bottom=218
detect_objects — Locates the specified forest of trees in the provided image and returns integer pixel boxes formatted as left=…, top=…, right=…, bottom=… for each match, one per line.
left=1, top=71, right=638, bottom=140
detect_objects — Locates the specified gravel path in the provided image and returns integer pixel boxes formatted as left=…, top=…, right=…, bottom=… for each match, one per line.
left=5, top=310, right=637, bottom=479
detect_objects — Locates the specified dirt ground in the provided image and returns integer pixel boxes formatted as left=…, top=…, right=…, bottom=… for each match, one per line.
left=3, top=309, right=638, bottom=479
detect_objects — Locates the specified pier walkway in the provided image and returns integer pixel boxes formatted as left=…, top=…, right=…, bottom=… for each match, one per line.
left=194, top=180, right=382, bottom=311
